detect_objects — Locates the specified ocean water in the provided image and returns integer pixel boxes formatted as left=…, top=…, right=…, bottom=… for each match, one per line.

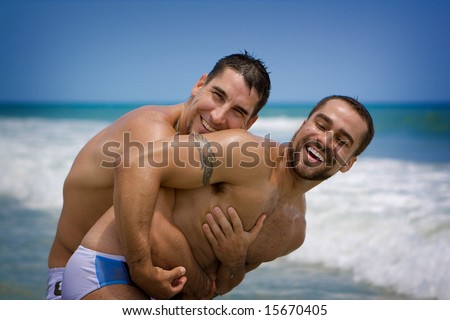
left=0, top=102, right=449, bottom=300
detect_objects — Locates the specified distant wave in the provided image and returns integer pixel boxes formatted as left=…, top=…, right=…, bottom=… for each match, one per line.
left=0, top=117, right=107, bottom=211
left=250, top=116, right=305, bottom=142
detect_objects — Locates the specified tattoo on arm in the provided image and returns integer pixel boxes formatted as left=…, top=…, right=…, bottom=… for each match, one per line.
left=192, top=133, right=216, bottom=185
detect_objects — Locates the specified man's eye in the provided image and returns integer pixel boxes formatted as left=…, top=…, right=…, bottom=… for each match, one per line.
left=213, top=91, right=224, bottom=100
left=316, top=122, right=326, bottom=130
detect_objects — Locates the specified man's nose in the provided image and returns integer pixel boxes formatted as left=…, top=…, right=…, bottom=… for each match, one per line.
left=210, top=107, right=227, bottom=125
left=315, top=131, right=332, bottom=150
left=317, top=131, right=341, bottom=156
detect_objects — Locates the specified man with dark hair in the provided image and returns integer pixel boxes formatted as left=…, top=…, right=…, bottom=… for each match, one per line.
left=47, top=52, right=271, bottom=300
left=61, top=95, right=374, bottom=300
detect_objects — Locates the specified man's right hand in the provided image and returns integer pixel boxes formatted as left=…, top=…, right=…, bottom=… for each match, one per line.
left=131, top=265, right=187, bottom=299
left=203, top=207, right=265, bottom=269
left=202, top=206, right=266, bottom=295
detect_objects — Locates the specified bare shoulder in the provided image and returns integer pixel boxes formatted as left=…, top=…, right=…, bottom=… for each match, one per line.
left=204, top=128, right=265, bottom=142
left=219, top=129, right=281, bottom=170
left=201, top=129, right=280, bottom=157
left=285, top=195, right=307, bottom=254
left=119, top=104, right=180, bottom=127
left=124, top=105, right=180, bottom=122
left=202, top=129, right=279, bottom=180
left=107, top=105, right=182, bottom=141
left=282, top=194, right=306, bottom=254
left=77, top=105, right=181, bottom=163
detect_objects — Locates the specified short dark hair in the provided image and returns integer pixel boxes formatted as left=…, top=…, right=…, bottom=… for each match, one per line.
left=308, top=95, right=375, bottom=156
left=205, top=51, right=271, bottom=117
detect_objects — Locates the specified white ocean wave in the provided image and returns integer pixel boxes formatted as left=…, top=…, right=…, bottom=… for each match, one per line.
left=290, top=158, right=450, bottom=299
left=0, top=117, right=108, bottom=212
left=249, top=116, right=305, bottom=142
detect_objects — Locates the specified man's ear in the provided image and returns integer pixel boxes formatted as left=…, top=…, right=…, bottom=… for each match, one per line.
left=191, top=73, right=208, bottom=96
left=340, top=156, right=357, bottom=173
left=244, top=115, right=258, bottom=129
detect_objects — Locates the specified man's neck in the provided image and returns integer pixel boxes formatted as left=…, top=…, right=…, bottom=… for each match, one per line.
left=176, top=102, right=190, bottom=135
left=277, top=148, right=322, bottom=196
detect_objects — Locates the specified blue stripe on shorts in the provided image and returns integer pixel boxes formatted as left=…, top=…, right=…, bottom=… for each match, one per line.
left=95, top=255, right=132, bottom=287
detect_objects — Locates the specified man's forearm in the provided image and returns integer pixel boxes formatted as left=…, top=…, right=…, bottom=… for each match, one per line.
left=149, top=217, right=214, bottom=299
left=113, top=161, right=160, bottom=288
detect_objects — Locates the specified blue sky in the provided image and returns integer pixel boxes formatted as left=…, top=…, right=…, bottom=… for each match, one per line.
left=1, top=0, right=449, bottom=103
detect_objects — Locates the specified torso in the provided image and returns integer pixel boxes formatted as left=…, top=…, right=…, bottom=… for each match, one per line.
left=172, top=174, right=306, bottom=275
left=81, top=172, right=306, bottom=292
left=80, top=155, right=306, bottom=297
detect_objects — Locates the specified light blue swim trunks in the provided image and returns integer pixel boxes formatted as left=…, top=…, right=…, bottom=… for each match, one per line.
left=62, top=245, right=132, bottom=300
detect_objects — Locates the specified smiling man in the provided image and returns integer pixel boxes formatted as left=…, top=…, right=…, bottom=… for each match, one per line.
left=290, top=97, right=370, bottom=181
left=47, top=52, right=271, bottom=300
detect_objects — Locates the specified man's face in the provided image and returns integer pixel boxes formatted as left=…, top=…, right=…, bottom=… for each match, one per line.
left=290, top=99, right=367, bottom=181
left=184, top=68, right=260, bottom=134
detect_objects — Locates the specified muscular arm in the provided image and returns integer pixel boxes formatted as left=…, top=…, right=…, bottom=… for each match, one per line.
left=148, top=193, right=213, bottom=299
left=112, top=120, right=197, bottom=299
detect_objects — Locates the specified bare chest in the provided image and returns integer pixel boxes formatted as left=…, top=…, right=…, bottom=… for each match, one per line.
left=176, top=182, right=278, bottom=227
left=173, top=183, right=305, bottom=270
left=172, top=183, right=279, bottom=269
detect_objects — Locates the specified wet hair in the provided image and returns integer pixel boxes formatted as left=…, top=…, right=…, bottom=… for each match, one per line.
left=205, top=51, right=271, bottom=117
left=307, top=95, right=375, bottom=156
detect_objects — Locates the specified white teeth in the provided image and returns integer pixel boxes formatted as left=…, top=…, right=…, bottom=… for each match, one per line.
left=202, top=119, right=217, bottom=132
left=307, top=147, right=324, bottom=162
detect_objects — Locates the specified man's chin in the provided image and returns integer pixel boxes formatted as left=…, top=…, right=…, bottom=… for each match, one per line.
left=296, top=164, right=333, bottom=181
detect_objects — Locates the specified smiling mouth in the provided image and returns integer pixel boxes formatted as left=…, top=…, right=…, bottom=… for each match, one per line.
left=202, top=118, right=218, bottom=132
left=307, top=146, right=324, bottom=162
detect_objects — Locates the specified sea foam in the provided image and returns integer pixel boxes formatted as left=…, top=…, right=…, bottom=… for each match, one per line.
left=0, top=117, right=108, bottom=212
left=290, top=158, right=450, bottom=299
